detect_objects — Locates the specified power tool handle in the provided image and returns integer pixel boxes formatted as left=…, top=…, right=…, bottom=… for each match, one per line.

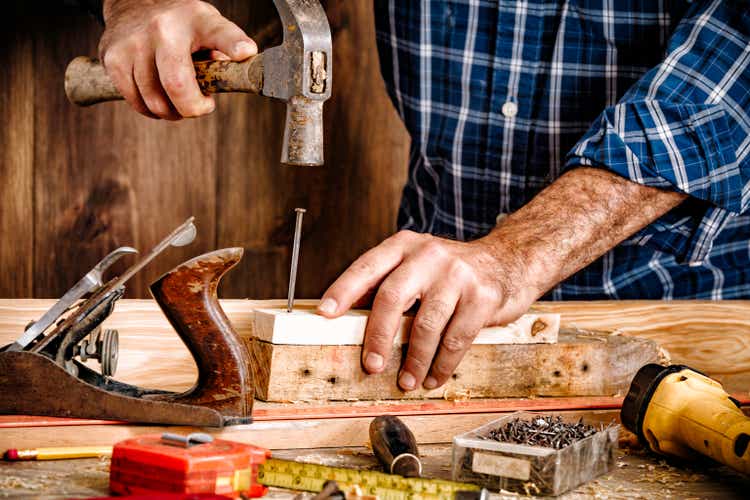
left=64, top=55, right=264, bottom=106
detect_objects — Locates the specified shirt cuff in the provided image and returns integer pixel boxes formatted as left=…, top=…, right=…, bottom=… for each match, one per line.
left=564, top=100, right=742, bottom=264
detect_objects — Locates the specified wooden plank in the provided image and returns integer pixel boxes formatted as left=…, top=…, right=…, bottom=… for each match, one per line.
left=0, top=410, right=621, bottom=451
left=0, top=396, right=628, bottom=427
left=533, top=300, right=750, bottom=394
left=215, top=0, right=409, bottom=300
left=251, top=330, right=659, bottom=401
left=0, top=5, right=34, bottom=297
left=3, top=299, right=750, bottom=394
left=32, top=6, right=219, bottom=300
left=254, top=306, right=559, bottom=345
left=2, top=1, right=409, bottom=300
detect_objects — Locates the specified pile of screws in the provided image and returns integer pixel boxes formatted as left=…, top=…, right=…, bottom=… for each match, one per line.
left=483, top=415, right=599, bottom=449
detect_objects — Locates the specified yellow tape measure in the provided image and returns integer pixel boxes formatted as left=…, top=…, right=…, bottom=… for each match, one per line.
left=257, top=458, right=480, bottom=499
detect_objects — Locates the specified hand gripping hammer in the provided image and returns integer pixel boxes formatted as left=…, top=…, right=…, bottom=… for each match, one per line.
left=64, top=0, right=332, bottom=166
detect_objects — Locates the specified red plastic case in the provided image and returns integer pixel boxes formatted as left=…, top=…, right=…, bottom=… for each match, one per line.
left=109, top=434, right=271, bottom=498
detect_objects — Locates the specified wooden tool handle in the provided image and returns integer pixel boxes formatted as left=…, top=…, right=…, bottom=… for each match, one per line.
left=150, top=247, right=254, bottom=421
left=369, top=416, right=421, bottom=478
left=64, top=55, right=264, bottom=106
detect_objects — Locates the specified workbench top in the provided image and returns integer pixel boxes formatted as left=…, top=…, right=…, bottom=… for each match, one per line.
left=2, top=300, right=750, bottom=498
left=1, top=442, right=748, bottom=499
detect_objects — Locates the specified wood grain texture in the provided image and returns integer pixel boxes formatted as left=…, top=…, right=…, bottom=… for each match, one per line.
left=251, top=330, right=659, bottom=401
left=0, top=5, right=34, bottom=297
left=214, top=0, right=408, bottom=299
left=2, top=299, right=750, bottom=394
left=30, top=5, right=219, bottom=299
left=254, top=306, right=559, bottom=345
left=532, top=300, right=750, bottom=393
left=0, top=1, right=409, bottom=300
left=0, top=396, right=629, bottom=425
left=0, top=410, right=621, bottom=451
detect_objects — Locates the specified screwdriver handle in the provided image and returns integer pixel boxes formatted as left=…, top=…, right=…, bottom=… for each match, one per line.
left=369, top=416, right=421, bottom=477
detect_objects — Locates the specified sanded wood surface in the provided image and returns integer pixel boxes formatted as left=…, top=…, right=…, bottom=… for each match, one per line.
left=2, top=299, right=750, bottom=394
left=0, top=396, right=628, bottom=425
left=533, top=300, right=750, bottom=393
left=1, top=1, right=408, bottom=300
left=253, top=306, right=559, bottom=345
left=0, top=409, right=621, bottom=451
left=250, top=330, right=659, bottom=401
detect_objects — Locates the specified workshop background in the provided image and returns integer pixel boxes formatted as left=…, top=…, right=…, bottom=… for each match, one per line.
left=0, top=1, right=409, bottom=299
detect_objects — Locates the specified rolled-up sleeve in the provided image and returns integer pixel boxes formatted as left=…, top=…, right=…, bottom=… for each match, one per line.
left=565, top=0, right=750, bottom=264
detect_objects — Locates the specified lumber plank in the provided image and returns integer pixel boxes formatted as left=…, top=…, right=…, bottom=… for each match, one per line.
left=253, top=306, right=559, bottom=345
left=2, top=299, right=749, bottom=394
left=251, top=330, right=659, bottom=401
left=213, top=0, right=409, bottom=300
left=532, top=300, right=750, bottom=394
left=32, top=7, right=219, bottom=299
left=2, top=2, right=409, bottom=301
left=0, top=396, right=627, bottom=426
left=0, top=410, right=620, bottom=451
left=0, top=6, right=34, bottom=298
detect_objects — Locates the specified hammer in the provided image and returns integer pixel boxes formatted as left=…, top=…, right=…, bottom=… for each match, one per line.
left=64, top=0, right=332, bottom=166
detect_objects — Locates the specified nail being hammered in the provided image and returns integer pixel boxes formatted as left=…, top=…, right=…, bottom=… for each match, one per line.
left=287, top=208, right=306, bottom=313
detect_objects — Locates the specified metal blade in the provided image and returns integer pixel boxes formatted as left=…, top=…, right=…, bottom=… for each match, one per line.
left=110, top=217, right=197, bottom=289
left=7, top=246, right=138, bottom=351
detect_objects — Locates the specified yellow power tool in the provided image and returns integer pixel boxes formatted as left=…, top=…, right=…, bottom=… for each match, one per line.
left=621, top=363, right=749, bottom=474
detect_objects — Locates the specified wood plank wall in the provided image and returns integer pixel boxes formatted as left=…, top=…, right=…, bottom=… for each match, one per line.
left=0, top=1, right=409, bottom=299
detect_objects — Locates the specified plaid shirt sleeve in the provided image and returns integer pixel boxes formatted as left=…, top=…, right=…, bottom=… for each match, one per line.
left=565, top=0, right=750, bottom=264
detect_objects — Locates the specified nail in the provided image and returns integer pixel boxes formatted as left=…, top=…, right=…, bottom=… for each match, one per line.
left=234, top=41, right=257, bottom=57
left=317, top=298, right=338, bottom=315
left=364, top=352, right=384, bottom=372
left=423, top=376, right=438, bottom=389
left=399, top=371, right=416, bottom=391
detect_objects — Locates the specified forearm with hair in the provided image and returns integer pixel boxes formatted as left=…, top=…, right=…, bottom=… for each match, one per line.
left=481, top=167, right=687, bottom=297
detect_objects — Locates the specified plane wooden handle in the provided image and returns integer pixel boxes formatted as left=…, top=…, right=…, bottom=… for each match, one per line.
left=149, top=247, right=254, bottom=421
left=64, top=55, right=264, bottom=106
left=369, top=416, right=421, bottom=478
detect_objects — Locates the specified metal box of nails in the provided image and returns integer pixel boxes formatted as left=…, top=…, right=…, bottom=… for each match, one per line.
left=451, top=411, right=619, bottom=496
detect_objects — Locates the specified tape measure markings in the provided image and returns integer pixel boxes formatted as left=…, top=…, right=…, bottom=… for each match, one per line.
left=258, top=458, right=479, bottom=499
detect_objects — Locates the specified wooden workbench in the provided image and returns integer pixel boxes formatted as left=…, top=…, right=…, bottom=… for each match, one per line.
left=2, top=442, right=749, bottom=498
left=1, top=299, right=750, bottom=497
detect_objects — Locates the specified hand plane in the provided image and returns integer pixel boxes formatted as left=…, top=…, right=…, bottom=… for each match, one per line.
left=0, top=218, right=254, bottom=427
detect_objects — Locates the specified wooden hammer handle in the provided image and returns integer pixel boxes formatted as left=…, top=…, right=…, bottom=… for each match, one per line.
left=64, top=55, right=264, bottom=106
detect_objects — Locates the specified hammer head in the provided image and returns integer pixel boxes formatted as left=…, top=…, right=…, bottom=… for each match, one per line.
left=263, top=0, right=332, bottom=166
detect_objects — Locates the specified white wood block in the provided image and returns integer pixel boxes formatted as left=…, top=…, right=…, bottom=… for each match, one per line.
left=252, top=307, right=559, bottom=345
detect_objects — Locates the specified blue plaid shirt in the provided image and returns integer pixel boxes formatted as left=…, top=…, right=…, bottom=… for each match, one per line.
left=374, top=0, right=750, bottom=299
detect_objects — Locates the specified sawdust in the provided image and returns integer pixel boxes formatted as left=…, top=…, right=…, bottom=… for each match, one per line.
left=0, top=476, right=44, bottom=492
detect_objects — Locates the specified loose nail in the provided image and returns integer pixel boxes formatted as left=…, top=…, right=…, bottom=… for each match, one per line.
left=317, top=298, right=338, bottom=315
left=399, top=371, right=416, bottom=391
left=423, top=376, right=438, bottom=389
left=364, top=352, right=384, bottom=372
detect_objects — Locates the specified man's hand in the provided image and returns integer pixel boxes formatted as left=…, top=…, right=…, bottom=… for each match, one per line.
left=317, top=231, right=541, bottom=392
left=319, top=168, right=687, bottom=391
left=99, top=0, right=257, bottom=120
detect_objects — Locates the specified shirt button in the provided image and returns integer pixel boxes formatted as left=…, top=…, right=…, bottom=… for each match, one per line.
left=495, top=213, right=508, bottom=224
left=502, top=101, right=518, bottom=118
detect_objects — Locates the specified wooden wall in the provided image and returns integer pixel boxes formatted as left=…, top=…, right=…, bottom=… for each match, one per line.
left=0, top=1, right=409, bottom=299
